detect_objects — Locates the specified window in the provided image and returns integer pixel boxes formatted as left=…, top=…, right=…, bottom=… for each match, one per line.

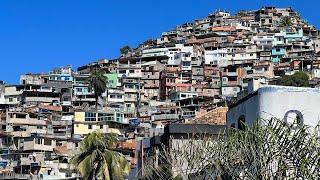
left=16, top=114, right=26, bottom=119
left=250, top=53, right=253, bottom=56
left=85, top=112, right=96, bottom=122
left=36, top=138, right=42, bottom=145
left=76, top=124, right=79, bottom=127
left=44, top=139, right=52, bottom=145
left=100, top=125, right=103, bottom=129
left=98, top=113, right=114, bottom=121
left=8, top=98, right=13, bottom=102
left=88, top=125, right=92, bottom=129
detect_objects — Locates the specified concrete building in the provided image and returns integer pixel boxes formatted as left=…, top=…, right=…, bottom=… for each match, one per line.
left=227, top=85, right=320, bottom=129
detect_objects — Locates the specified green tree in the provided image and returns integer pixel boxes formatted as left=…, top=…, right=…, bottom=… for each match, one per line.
left=280, top=16, right=293, bottom=27
left=120, top=45, right=131, bottom=56
left=88, top=68, right=107, bottom=110
left=279, top=71, right=309, bottom=87
left=72, top=131, right=130, bottom=180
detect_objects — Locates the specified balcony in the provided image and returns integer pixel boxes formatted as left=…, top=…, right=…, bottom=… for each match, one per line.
left=118, top=64, right=141, bottom=69
left=0, top=173, right=32, bottom=179
left=152, top=114, right=179, bottom=121
left=165, top=67, right=181, bottom=72
left=23, top=141, right=55, bottom=152
left=127, top=73, right=142, bottom=78
left=222, top=72, right=237, bottom=77
left=108, top=98, right=124, bottom=103
left=181, top=66, right=192, bottom=71
left=8, top=131, right=31, bottom=137
left=74, top=91, right=93, bottom=96
left=7, top=118, right=46, bottom=126
left=61, top=101, right=72, bottom=106
left=227, top=81, right=238, bottom=86
left=52, top=120, right=72, bottom=126
left=124, top=96, right=136, bottom=102
left=260, top=51, right=272, bottom=56
left=124, top=88, right=138, bottom=93
left=72, top=96, right=96, bottom=102
left=141, top=74, right=159, bottom=80
left=144, top=84, right=160, bottom=88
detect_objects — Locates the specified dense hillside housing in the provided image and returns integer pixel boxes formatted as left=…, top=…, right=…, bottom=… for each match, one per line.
left=0, top=7, right=320, bottom=179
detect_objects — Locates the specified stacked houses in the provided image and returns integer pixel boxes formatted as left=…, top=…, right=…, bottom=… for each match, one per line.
left=0, top=7, right=320, bottom=179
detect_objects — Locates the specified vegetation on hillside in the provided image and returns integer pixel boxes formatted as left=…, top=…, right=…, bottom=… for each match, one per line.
left=120, top=45, right=132, bottom=56
left=280, top=16, right=293, bottom=27
left=279, top=71, right=309, bottom=87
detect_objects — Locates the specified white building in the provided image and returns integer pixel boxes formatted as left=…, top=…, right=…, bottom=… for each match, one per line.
left=227, top=85, right=320, bottom=129
left=204, top=49, right=228, bottom=66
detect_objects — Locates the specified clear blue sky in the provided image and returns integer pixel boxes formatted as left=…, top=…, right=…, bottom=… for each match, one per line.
left=0, top=0, right=319, bottom=84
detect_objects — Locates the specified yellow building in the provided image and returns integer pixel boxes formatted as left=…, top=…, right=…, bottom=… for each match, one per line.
left=74, top=111, right=124, bottom=137
left=74, top=112, right=108, bottom=136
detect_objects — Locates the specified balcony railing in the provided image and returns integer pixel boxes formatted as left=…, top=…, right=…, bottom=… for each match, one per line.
left=118, top=64, right=141, bottom=69
left=152, top=114, right=179, bottom=121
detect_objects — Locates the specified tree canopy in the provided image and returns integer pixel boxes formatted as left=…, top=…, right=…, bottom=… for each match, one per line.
left=120, top=45, right=131, bottom=56
left=280, top=16, right=293, bottom=27
left=279, top=71, right=309, bottom=87
left=72, top=131, right=130, bottom=180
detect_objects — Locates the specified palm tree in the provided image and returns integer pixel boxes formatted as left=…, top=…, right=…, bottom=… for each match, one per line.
left=72, top=131, right=130, bottom=180
left=88, top=68, right=107, bottom=110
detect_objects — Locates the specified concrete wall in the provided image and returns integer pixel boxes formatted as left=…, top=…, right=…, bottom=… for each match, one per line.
left=227, top=86, right=320, bottom=128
